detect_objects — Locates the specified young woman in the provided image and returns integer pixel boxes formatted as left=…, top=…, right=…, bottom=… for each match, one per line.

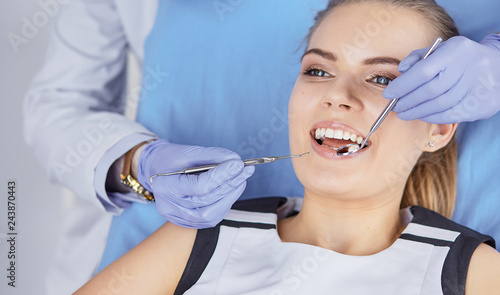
left=76, top=0, right=500, bottom=294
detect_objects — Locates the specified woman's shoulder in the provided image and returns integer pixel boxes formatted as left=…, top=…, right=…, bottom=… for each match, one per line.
left=408, top=206, right=499, bottom=295
left=465, top=243, right=500, bottom=295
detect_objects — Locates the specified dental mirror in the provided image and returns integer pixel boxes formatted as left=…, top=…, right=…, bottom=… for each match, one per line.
left=336, top=37, right=443, bottom=156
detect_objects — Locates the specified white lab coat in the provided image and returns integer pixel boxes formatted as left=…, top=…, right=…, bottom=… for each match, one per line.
left=24, top=1, right=159, bottom=294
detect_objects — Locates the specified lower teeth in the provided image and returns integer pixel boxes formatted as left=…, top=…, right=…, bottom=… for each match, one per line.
left=318, top=141, right=340, bottom=151
left=348, top=144, right=360, bottom=152
left=316, top=137, right=360, bottom=152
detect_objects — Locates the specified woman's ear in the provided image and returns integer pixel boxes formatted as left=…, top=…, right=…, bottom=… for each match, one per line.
left=423, top=123, right=458, bottom=152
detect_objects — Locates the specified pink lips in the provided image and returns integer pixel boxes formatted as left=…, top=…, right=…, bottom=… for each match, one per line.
left=310, top=121, right=370, bottom=160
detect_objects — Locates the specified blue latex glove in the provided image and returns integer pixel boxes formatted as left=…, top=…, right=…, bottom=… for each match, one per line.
left=137, top=139, right=255, bottom=228
left=384, top=34, right=500, bottom=124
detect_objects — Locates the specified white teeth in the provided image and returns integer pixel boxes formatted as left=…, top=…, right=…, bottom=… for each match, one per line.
left=325, top=128, right=334, bottom=138
left=314, top=128, right=364, bottom=143
left=333, top=129, right=343, bottom=139
left=348, top=144, right=360, bottom=152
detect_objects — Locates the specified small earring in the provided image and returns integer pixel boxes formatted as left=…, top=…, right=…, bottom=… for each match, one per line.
left=429, top=141, right=435, bottom=147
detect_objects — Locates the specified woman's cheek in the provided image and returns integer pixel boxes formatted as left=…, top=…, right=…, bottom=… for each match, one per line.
left=376, top=122, right=425, bottom=187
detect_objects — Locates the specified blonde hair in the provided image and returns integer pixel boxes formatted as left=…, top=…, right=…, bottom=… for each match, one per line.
left=308, top=0, right=459, bottom=218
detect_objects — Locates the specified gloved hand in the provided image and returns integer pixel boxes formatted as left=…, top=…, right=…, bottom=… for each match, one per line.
left=137, top=139, right=255, bottom=228
left=383, top=34, right=500, bottom=124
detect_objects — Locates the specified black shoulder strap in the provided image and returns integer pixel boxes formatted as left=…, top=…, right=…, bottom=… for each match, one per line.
left=441, top=233, right=490, bottom=295
left=408, top=206, right=495, bottom=295
left=174, top=226, right=220, bottom=295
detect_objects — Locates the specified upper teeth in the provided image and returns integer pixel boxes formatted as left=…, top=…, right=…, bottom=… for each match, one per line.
left=315, top=128, right=363, bottom=144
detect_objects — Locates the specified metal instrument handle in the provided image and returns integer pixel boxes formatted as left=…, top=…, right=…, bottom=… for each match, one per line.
left=149, top=153, right=308, bottom=181
left=152, top=157, right=275, bottom=178
left=358, top=37, right=443, bottom=149
left=182, top=158, right=271, bottom=174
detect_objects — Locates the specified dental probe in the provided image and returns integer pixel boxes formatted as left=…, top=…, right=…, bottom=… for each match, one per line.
left=149, top=152, right=310, bottom=182
left=336, top=36, right=443, bottom=156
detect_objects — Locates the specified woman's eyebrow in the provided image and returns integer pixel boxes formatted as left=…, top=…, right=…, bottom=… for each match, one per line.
left=301, top=49, right=400, bottom=66
left=363, top=56, right=401, bottom=65
left=301, top=48, right=337, bottom=61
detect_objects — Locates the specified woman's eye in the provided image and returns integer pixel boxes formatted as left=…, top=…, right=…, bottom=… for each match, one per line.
left=371, top=75, right=392, bottom=85
left=305, top=68, right=331, bottom=77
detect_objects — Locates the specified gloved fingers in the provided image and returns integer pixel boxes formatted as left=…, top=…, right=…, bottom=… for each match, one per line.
left=383, top=58, right=439, bottom=100
left=173, top=164, right=254, bottom=208
left=417, top=111, right=458, bottom=124
left=155, top=194, right=219, bottom=228
left=153, top=163, right=253, bottom=229
left=193, top=181, right=249, bottom=228
left=391, top=71, right=459, bottom=113
left=395, top=75, right=467, bottom=121
left=391, top=36, right=500, bottom=123
left=397, top=47, right=428, bottom=73
left=480, top=34, right=500, bottom=49
left=396, top=71, right=474, bottom=122
left=396, top=89, right=456, bottom=122
left=384, top=39, right=466, bottom=100
left=197, top=159, right=247, bottom=193
left=139, top=139, right=243, bottom=177
left=158, top=181, right=248, bottom=229
left=153, top=146, right=242, bottom=176
left=145, top=150, right=243, bottom=191
left=384, top=55, right=449, bottom=101
left=197, top=165, right=255, bottom=204
left=201, top=163, right=254, bottom=194
left=154, top=159, right=248, bottom=205
left=420, top=93, right=500, bottom=124
left=417, top=104, right=473, bottom=124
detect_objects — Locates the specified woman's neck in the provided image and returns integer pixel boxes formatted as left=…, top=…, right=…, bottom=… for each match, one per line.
left=278, top=191, right=408, bottom=256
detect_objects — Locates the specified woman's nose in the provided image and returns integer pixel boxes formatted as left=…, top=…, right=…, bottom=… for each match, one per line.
left=321, top=78, right=363, bottom=111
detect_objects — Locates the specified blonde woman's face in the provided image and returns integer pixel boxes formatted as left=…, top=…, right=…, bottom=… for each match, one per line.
left=289, top=4, right=438, bottom=202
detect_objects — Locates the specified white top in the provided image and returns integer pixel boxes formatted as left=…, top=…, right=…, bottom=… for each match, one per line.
left=177, top=197, right=495, bottom=295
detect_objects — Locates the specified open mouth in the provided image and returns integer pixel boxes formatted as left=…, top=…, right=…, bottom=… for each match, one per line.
left=311, top=127, right=369, bottom=151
